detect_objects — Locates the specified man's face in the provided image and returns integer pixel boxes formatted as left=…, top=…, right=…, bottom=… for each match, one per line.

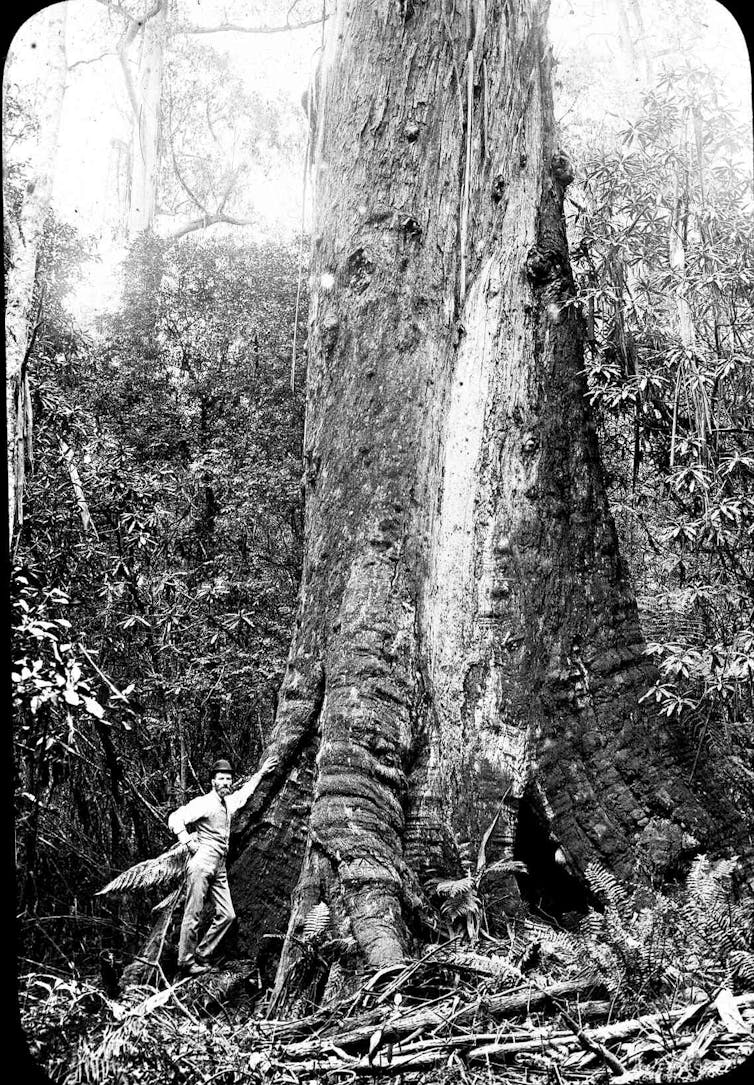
left=212, top=772, right=233, bottom=797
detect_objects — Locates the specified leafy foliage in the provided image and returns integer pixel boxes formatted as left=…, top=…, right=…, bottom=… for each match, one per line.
left=567, top=59, right=754, bottom=777
left=434, top=803, right=527, bottom=943
left=581, top=856, right=754, bottom=1009
left=13, top=218, right=306, bottom=966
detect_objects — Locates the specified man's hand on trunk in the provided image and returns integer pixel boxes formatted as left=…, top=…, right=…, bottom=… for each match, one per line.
left=259, top=753, right=279, bottom=777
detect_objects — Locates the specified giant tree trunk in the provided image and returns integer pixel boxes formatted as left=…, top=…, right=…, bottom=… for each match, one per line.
left=230, top=0, right=752, bottom=1002
left=4, top=4, right=67, bottom=546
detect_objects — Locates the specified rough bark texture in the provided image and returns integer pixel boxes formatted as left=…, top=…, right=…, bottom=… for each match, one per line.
left=4, top=5, right=67, bottom=546
left=229, top=0, right=753, bottom=1002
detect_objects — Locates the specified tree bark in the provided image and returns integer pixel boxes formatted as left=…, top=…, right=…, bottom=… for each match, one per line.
left=4, top=4, right=67, bottom=546
left=229, top=0, right=753, bottom=1004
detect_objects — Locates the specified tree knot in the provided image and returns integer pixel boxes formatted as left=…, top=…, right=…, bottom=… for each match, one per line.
left=491, top=174, right=506, bottom=203
left=346, top=247, right=375, bottom=294
left=321, top=312, right=340, bottom=357
left=525, top=245, right=562, bottom=285
left=551, top=149, right=575, bottom=188
left=401, top=216, right=423, bottom=241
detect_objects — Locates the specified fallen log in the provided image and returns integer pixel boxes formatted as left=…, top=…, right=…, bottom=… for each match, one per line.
left=285, top=991, right=754, bottom=1078
left=282, top=973, right=605, bottom=1056
left=466, top=991, right=754, bottom=1060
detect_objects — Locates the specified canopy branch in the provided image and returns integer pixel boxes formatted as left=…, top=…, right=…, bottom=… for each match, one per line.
left=163, top=211, right=255, bottom=242
left=174, top=17, right=327, bottom=37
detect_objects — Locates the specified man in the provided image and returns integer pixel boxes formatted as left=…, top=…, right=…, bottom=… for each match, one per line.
left=168, top=754, right=277, bottom=976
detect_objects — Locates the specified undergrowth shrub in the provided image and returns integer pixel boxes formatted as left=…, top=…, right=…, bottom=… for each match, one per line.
left=581, top=855, right=754, bottom=1008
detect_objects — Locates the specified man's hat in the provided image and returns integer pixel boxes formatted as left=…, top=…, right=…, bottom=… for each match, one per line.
left=211, top=759, right=233, bottom=775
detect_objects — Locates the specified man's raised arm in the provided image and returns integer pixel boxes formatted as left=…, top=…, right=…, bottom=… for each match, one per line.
left=225, top=754, right=279, bottom=816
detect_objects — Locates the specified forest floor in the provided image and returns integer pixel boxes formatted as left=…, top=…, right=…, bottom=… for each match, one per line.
left=18, top=917, right=754, bottom=1085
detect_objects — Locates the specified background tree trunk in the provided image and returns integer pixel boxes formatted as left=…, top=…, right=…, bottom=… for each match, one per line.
left=4, top=4, right=67, bottom=546
left=119, top=0, right=168, bottom=236
left=229, top=0, right=752, bottom=1000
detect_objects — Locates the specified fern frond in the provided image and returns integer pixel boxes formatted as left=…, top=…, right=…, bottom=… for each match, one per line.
left=441, top=889, right=480, bottom=922
left=604, top=906, right=641, bottom=954
left=711, top=858, right=739, bottom=888
left=585, top=861, right=630, bottom=914
left=482, top=859, right=528, bottom=879
left=686, top=855, right=737, bottom=912
left=682, top=855, right=749, bottom=968
left=580, top=908, right=605, bottom=941
left=302, top=901, right=331, bottom=940
left=96, top=843, right=189, bottom=896
left=538, top=926, right=584, bottom=958
left=436, top=875, right=475, bottom=898
left=685, top=854, right=712, bottom=897
left=151, top=886, right=183, bottom=914
left=730, top=950, right=754, bottom=984
left=704, top=905, right=741, bottom=955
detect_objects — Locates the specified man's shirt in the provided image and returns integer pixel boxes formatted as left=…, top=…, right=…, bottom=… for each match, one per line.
left=168, top=776, right=258, bottom=858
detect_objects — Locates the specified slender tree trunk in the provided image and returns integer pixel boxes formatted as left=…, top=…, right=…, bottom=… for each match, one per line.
left=3, top=4, right=67, bottom=546
left=229, top=0, right=752, bottom=1002
left=610, top=0, right=653, bottom=87
left=668, top=135, right=711, bottom=465
left=119, top=0, right=168, bottom=236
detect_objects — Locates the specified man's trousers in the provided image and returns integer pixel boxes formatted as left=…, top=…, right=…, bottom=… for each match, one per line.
left=178, top=848, right=236, bottom=968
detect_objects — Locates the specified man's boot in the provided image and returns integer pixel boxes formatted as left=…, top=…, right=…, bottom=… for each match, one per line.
left=181, top=959, right=211, bottom=977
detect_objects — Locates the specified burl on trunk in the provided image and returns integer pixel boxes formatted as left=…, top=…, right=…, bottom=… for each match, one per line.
left=230, top=0, right=751, bottom=1004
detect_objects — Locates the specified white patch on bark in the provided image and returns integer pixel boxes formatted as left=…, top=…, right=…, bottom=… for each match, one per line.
left=478, top=663, right=531, bottom=793
left=420, top=108, right=546, bottom=804
left=425, top=258, right=497, bottom=701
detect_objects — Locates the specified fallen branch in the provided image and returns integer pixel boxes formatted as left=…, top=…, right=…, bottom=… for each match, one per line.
left=79, top=645, right=135, bottom=708
left=541, top=984, right=627, bottom=1074
left=537, top=1002, right=626, bottom=1075
left=59, top=439, right=98, bottom=538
